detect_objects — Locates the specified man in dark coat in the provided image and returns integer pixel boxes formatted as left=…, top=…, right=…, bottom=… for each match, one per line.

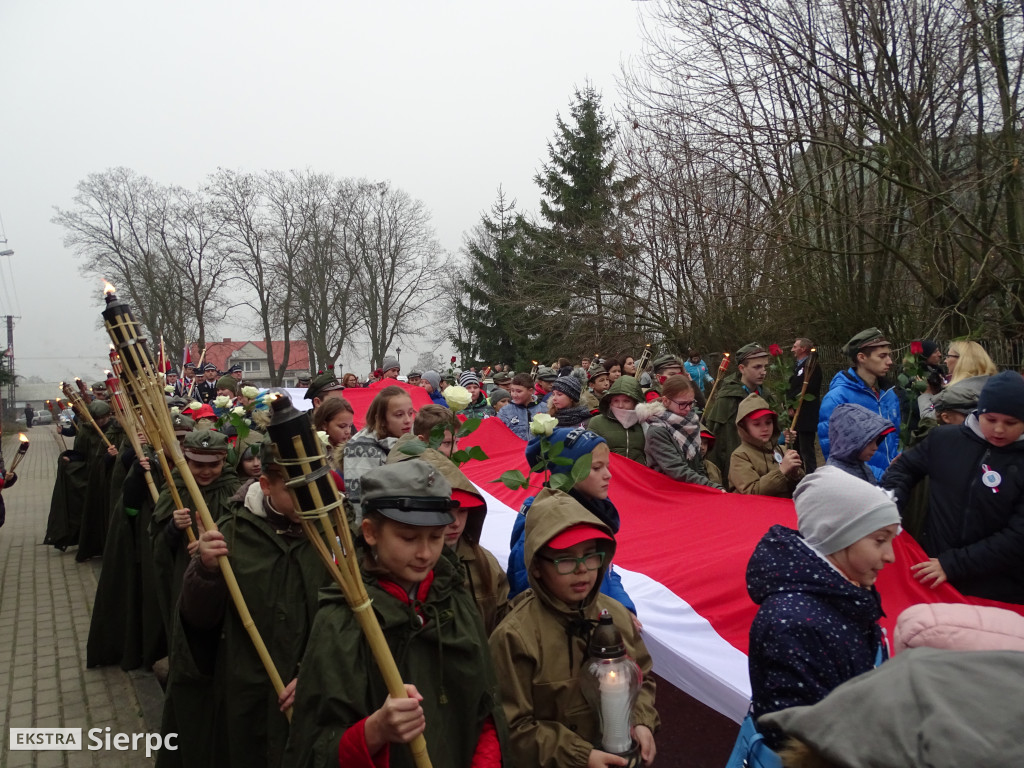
left=786, top=337, right=823, bottom=472
left=195, top=363, right=220, bottom=404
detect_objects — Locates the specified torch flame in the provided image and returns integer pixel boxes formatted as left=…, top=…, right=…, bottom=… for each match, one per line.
left=103, top=279, right=116, bottom=295
left=104, top=369, right=113, bottom=377
left=531, top=360, right=538, bottom=365
left=18, top=433, right=28, bottom=443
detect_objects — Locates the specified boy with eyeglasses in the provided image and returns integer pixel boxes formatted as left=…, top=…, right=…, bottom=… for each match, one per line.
left=489, top=489, right=659, bottom=768
left=645, top=375, right=724, bottom=489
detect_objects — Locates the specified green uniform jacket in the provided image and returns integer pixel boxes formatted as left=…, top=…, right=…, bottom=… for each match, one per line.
left=489, top=489, right=659, bottom=768
left=586, top=376, right=652, bottom=465
left=284, top=548, right=509, bottom=768
left=704, top=374, right=777, bottom=479
left=76, top=420, right=123, bottom=561
left=157, top=480, right=328, bottom=768
left=149, top=465, right=239, bottom=641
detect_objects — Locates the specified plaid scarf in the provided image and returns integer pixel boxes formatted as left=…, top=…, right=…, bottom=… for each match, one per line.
left=657, top=409, right=702, bottom=461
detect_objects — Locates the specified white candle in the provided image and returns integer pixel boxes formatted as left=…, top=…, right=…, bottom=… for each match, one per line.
left=599, top=666, right=633, bottom=753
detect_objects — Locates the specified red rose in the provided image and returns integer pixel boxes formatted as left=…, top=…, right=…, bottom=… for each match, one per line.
left=769, top=343, right=782, bottom=356
left=451, top=356, right=457, bottom=363
left=910, top=340, right=923, bottom=355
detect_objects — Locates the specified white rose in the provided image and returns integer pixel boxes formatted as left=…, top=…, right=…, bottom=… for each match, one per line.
left=316, top=430, right=330, bottom=447
left=443, top=385, right=472, bottom=412
left=241, top=386, right=259, bottom=400
left=189, top=401, right=203, bottom=411
left=214, top=395, right=232, bottom=409
left=232, top=406, right=245, bottom=416
left=170, top=407, right=180, bottom=416
left=164, top=385, right=175, bottom=394
left=530, top=413, right=558, bottom=436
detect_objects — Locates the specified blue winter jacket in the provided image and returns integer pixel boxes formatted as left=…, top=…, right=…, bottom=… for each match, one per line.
left=747, top=524, right=886, bottom=749
left=506, top=492, right=637, bottom=615
left=826, top=403, right=896, bottom=485
left=684, top=359, right=713, bottom=393
left=818, top=369, right=901, bottom=481
left=497, top=400, right=543, bottom=441
left=429, top=389, right=449, bottom=407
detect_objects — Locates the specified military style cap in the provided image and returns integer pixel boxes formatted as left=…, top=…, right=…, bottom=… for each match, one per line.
left=202, top=363, right=219, bottom=373
left=536, top=365, right=558, bottom=382
left=492, top=371, right=511, bottom=385
left=844, top=328, right=890, bottom=357
left=182, top=429, right=229, bottom=463
left=735, top=343, right=770, bottom=364
left=588, top=365, right=608, bottom=381
left=166, top=368, right=180, bottom=377
left=92, top=381, right=108, bottom=392
left=296, top=371, right=312, bottom=385
left=172, top=413, right=195, bottom=435
left=651, top=353, right=683, bottom=373
left=87, top=400, right=112, bottom=418
left=183, top=361, right=196, bottom=369
left=407, top=370, right=422, bottom=378
left=226, top=364, right=243, bottom=374
left=361, top=460, right=457, bottom=527
left=304, top=371, right=344, bottom=401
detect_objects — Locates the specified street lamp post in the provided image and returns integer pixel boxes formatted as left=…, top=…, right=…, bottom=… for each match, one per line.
left=0, top=249, right=14, bottom=417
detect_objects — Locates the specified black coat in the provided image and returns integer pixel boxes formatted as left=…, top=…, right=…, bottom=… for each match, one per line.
left=787, top=357, right=822, bottom=432
left=882, top=419, right=1024, bottom=603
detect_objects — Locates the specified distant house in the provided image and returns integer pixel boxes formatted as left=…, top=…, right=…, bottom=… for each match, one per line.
left=191, top=339, right=310, bottom=388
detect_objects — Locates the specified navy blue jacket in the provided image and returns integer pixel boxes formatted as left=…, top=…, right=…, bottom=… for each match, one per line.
left=881, top=417, right=1024, bottom=603
left=818, top=369, right=901, bottom=481
left=747, top=525, right=886, bottom=748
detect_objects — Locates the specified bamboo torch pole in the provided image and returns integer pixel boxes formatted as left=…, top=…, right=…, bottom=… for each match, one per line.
left=187, top=347, right=207, bottom=400
left=704, top=352, right=731, bottom=412
left=787, top=349, right=817, bottom=448
left=266, top=393, right=433, bottom=768
left=111, top=343, right=197, bottom=543
left=61, top=383, right=114, bottom=449
left=100, top=281, right=287, bottom=715
left=106, top=374, right=160, bottom=504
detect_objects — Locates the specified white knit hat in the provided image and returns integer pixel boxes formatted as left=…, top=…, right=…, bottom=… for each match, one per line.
left=794, top=466, right=901, bottom=555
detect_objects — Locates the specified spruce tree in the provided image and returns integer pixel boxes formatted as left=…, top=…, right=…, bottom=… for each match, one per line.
left=527, top=85, right=639, bottom=354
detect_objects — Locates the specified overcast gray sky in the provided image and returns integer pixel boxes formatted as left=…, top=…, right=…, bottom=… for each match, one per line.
left=0, top=0, right=647, bottom=383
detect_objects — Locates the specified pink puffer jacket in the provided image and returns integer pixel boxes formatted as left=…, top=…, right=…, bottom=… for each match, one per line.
left=894, top=603, right=1024, bottom=653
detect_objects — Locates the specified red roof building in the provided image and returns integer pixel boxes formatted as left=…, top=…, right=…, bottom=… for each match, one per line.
left=189, top=339, right=310, bottom=387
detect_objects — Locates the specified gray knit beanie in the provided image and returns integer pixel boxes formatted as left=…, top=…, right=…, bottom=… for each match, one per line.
left=422, top=370, right=441, bottom=391
left=795, top=466, right=901, bottom=555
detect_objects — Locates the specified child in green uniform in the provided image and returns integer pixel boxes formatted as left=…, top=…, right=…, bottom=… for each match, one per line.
left=284, top=460, right=507, bottom=768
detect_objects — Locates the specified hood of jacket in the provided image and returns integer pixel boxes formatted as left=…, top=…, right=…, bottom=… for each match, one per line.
left=597, top=374, right=644, bottom=414
left=735, top=393, right=779, bottom=448
left=747, top=524, right=883, bottom=623
left=965, top=412, right=1024, bottom=448
left=828, top=403, right=895, bottom=461
left=828, top=367, right=893, bottom=397
left=524, top=488, right=617, bottom=615
left=348, top=426, right=400, bottom=452
left=386, top=435, right=488, bottom=544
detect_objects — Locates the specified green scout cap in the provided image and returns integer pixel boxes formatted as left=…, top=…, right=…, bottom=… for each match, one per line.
left=304, top=371, right=344, bottom=401
left=492, top=371, right=511, bottom=385
left=588, top=365, right=608, bottom=381
left=360, top=460, right=457, bottom=527
left=216, top=375, right=238, bottom=394
left=536, top=365, right=558, bottom=382
left=735, top=343, right=770, bottom=365
left=182, top=429, right=229, bottom=463
left=172, top=413, right=195, bottom=435
left=87, top=400, right=112, bottom=419
left=844, top=328, right=890, bottom=357
left=651, top=353, right=683, bottom=373
left=932, top=379, right=984, bottom=414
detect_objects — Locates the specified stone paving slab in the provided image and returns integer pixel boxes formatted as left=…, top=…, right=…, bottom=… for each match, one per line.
left=1, top=425, right=160, bottom=767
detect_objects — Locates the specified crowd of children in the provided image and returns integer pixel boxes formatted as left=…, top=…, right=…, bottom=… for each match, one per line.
left=35, top=326, right=1024, bottom=766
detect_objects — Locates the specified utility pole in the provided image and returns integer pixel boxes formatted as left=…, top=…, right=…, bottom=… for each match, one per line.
left=1, top=315, right=12, bottom=420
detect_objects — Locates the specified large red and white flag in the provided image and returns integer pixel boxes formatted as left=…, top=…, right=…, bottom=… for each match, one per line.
left=330, top=401, right=1024, bottom=722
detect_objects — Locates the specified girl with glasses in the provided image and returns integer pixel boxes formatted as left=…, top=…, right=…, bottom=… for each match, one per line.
left=645, top=375, right=724, bottom=489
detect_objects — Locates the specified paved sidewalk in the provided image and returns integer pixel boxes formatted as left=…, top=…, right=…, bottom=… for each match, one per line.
left=1, top=425, right=161, bottom=767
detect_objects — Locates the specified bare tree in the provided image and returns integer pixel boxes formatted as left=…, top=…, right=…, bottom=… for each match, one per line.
left=347, top=181, right=448, bottom=369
